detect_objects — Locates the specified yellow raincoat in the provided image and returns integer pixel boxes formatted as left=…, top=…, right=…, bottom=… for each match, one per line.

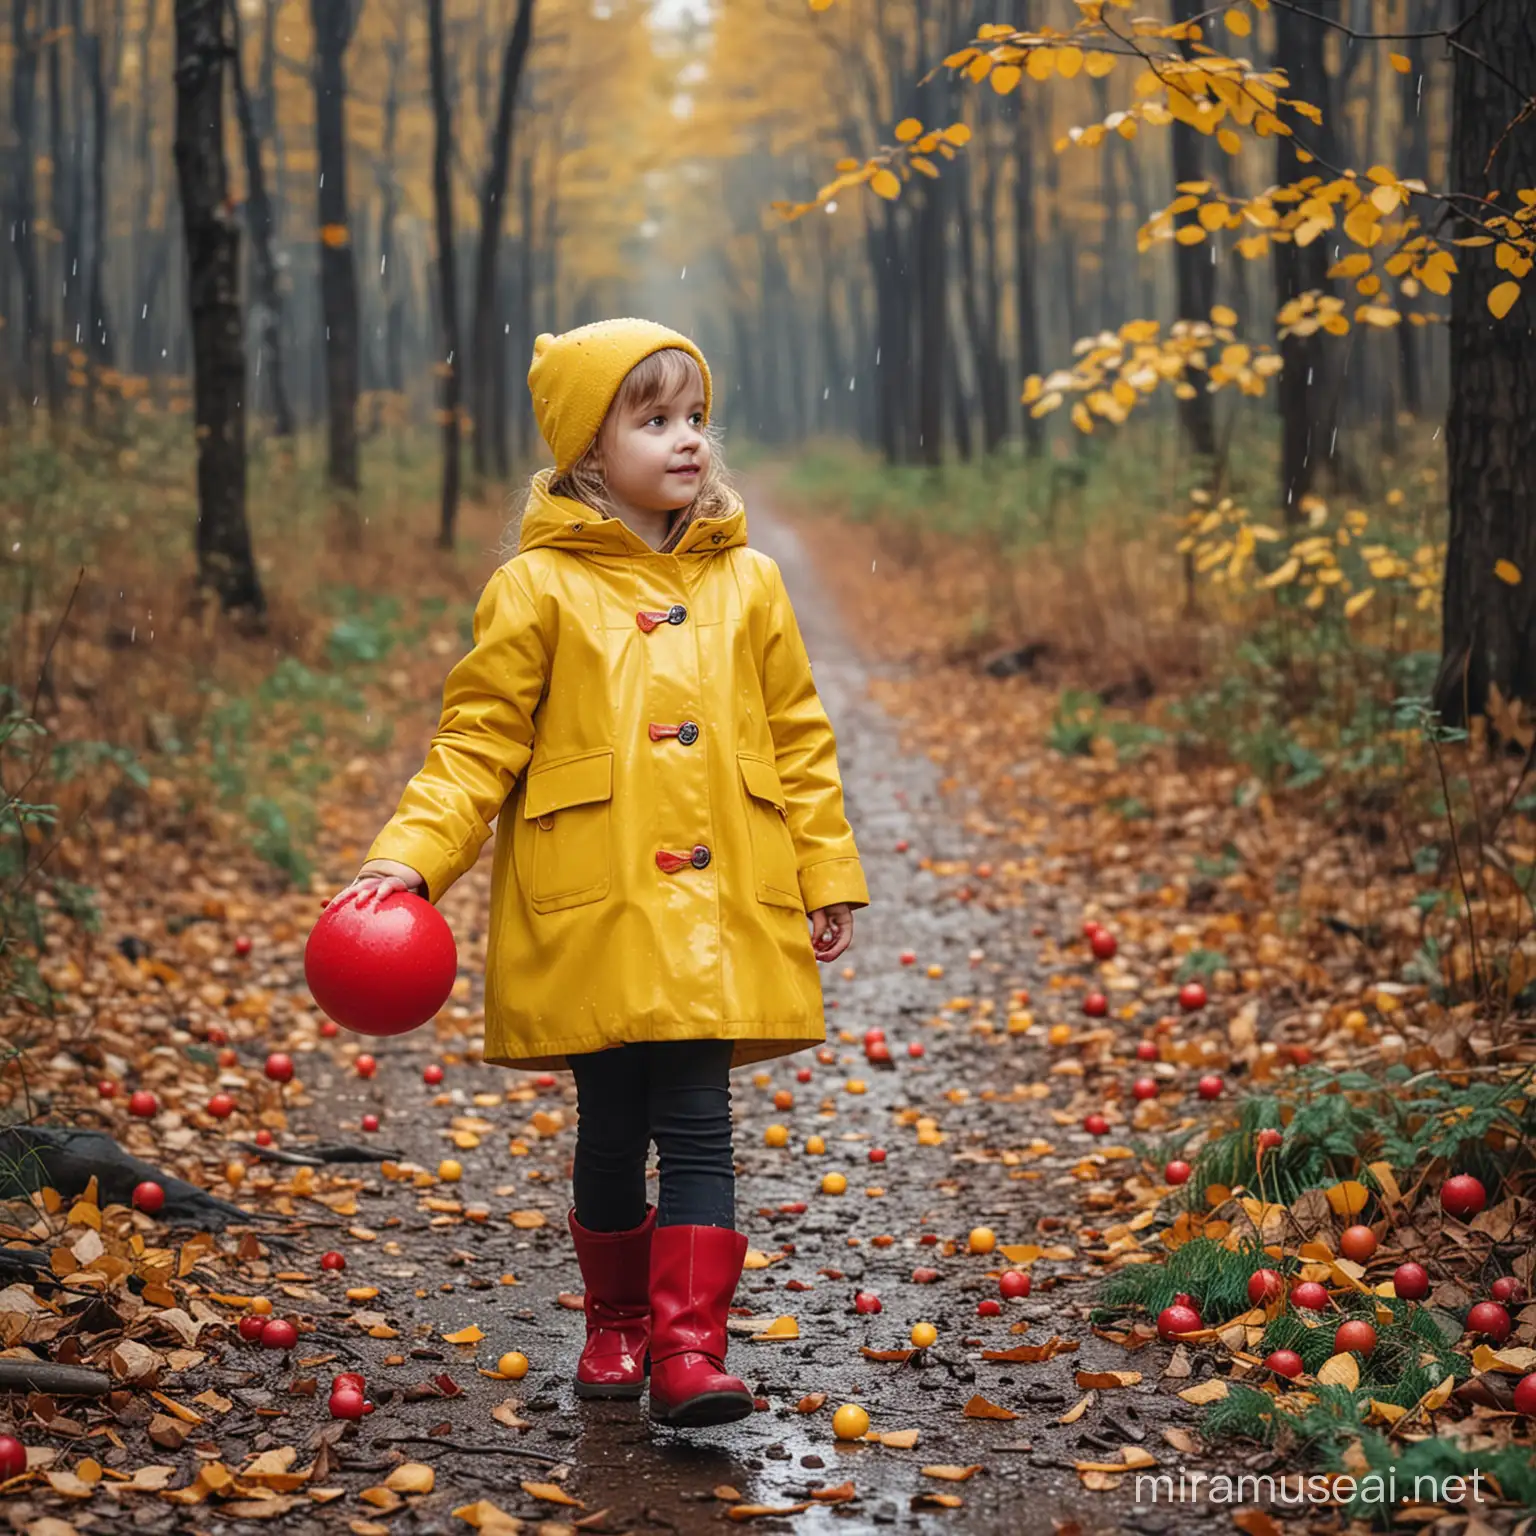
left=365, top=472, right=870, bottom=1070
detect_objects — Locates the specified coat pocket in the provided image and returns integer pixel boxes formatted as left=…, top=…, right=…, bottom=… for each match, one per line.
left=522, top=748, right=614, bottom=913
left=737, top=752, right=802, bottom=909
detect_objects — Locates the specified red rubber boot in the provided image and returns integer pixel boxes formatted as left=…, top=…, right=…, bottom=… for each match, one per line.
left=568, top=1205, right=655, bottom=1399
left=647, top=1223, right=755, bottom=1426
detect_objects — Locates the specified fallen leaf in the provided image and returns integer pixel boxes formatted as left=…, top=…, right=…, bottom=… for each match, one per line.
left=442, top=1325, right=485, bottom=1345
left=962, top=1394, right=1016, bottom=1421
left=860, top=1347, right=915, bottom=1363
left=872, top=1428, right=920, bottom=1449
left=750, top=1315, right=799, bottom=1340
left=1075, top=1370, right=1141, bottom=1389
left=1177, top=1379, right=1229, bottom=1405
left=810, top=1482, right=855, bottom=1502
left=491, top=1399, right=529, bottom=1431
left=1233, top=1511, right=1284, bottom=1536
left=982, top=1337, right=1078, bottom=1363
left=796, top=1393, right=827, bottom=1413
left=385, top=1463, right=435, bottom=1494
left=713, top=1486, right=743, bottom=1502
left=508, top=1211, right=547, bottom=1229
left=921, top=1465, right=982, bottom=1481
left=913, top=1492, right=964, bottom=1509
left=1162, top=1427, right=1200, bottom=1454
left=1059, top=1394, right=1093, bottom=1424
left=451, top=1499, right=524, bottom=1532
left=520, top=1482, right=583, bottom=1508
left=1316, top=1353, right=1361, bottom=1389
left=727, top=1504, right=813, bottom=1522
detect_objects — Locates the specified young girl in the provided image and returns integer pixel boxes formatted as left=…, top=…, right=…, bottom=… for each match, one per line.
left=327, top=318, right=869, bottom=1428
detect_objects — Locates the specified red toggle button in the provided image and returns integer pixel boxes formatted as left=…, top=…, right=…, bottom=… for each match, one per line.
left=656, top=846, right=711, bottom=873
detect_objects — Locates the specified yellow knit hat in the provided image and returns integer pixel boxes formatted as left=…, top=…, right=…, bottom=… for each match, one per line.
left=526, top=317, right=713, bottom=475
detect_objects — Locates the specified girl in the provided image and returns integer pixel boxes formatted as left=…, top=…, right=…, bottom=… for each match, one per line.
left=327, top=318, right=869, bottom=1428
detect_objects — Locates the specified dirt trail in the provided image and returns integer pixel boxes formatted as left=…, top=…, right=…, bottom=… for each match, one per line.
left=269, top=496, right=1208, bottom=1534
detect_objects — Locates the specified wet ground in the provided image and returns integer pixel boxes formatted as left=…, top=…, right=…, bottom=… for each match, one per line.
left=192, top=498, right=1220, bottom=1533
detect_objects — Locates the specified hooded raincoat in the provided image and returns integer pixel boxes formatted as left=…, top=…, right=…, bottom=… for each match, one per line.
left=364, top=472, right=870, bottom=1070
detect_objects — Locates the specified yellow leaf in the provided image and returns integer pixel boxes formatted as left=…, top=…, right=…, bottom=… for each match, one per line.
left=1210, top=304, right=1238, bottom=326
left=520, top=1482, right=584, bottom=1508
left=385, top=1464, right=435, bottom=1494
left=990, top=65, right=1022, bottom=95
left=1355, top=305, right=1401, bottom=328
left=442, top=1325, right=485, bottom=1345
left=909, top=156, right=939, bottom=178
left=451, top=1500, right=524, bottom=1532
left=1059, top=1394, right=1093, bottom=1424
left=894, top=118, right=923, bottom=143
left=1178, top=1378, right=1229, bottom=1404
left=1328, top=253, right=1373, bottom=279
left=752, top=1315, right=800, bottom=1340
left=1367, top=1161, right=1402, bottom=1204
left=1343, top=588, right=1375, bottom=619
left=1071, top=402, right=1093, bottom=434
left=1259, top=556, right=1300, bottom=589
left=942, top=122, right=972, bottom=146
left=874, top=1428, right=920, bottom=1448
left=922, top=1465, right=983, bottom=1481
left=1389, top=52, right=1411, bottom=74
left=1495, top=559, right=1522, bottom=585
left=1084, top=50, right=1116, bottom=78
left=320, top=223, right=349, bottom=249
left=1224, top=7, right=1251, bottom=36
left=871, top=169, right=902, bottom=201
left=1489, top=280, right=1521, bottom=319
left=1324, top=1180, right=1370, bottom=1217
left=1057, top=47, right=1084, bottom=78
left=1317, top=1353, right=1360, bottom=1389
left=1218, top=128, right=1241, bottom=156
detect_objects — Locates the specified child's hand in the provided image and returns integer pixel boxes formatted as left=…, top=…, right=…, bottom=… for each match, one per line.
left=809, top=904, right=853, bottom=963
left=324, top=859, right=427, bottom=912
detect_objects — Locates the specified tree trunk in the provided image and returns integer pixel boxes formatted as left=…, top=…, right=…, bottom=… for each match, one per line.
left=957, top=138, right=1006, bottom=453
left=173, top=0, right=263, bottom=619
left=914, top=179, right=945, bottom=466
left=470, top=0, right=536, bottom=481
left=9, top=3, right=51, bottom=412
left=1015, top=101, right=1043, bottom=456
left=229, top=0, right=292, bottom=435
left=1170, top=0, right=1216, bottom=457
left=1433, top=0, right=1536, bottom=722
left=48, top=0, right=84, bottom=369
left=427, top=0, right=460, bottom=549
left=1396, top=6, right=1429, bottom=420
left=311, top=0, right=360, bottom=492
left=83, top=11, right=112, bottom=368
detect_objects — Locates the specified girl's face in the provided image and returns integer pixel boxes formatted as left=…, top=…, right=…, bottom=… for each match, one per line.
left=595, top=371, right=710, bottom=517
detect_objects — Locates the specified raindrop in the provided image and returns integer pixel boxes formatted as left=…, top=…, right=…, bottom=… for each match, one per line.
left=680, top=266, right=687, bottom=280
left=380, top=254, right=387, bottom=275
left=823, top=387, right=829, bottom=400
left=1329, top=428, right=1338, bottom=456
left=875, top=348, right=881, bottom=365
left=848, top=377, right=855, bottom=392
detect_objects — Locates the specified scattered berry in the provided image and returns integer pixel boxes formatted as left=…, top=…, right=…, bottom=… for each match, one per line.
left=1392, top=1262, right=1429, bottom=1301
left=128, top=1090, right=158, bottom=1118
left=1090, top=929, right=1118, bottom=960
left=1197, top=1074, right=1223, bottom=1100
left=355, top=1054, right=377, bottom=1079
left=264, top=1053, right=294, bottom=1084
left=976, top=1298, right=1001, bottom=1317
left=832, top=1403, right=870, bottom=1439
left=423, top=1064, right=444, bottom=1085
left=1178, top=981, right=1208, bottom=1012
left=1082, top=991, right=1108, bottom=1018
left=497, top=1351, right=529, bottom=1379
left=1083, top=1112, right=1110, bottom=1136
left=1164, top=1160, right=1192, bottom=1185
left=260, top=1318, right=299, bottom=1351
left=1290, top=1282, right=1331, bottom=1312
left=1132, top=1077, right=1159, bottom=1101
left=1441, top=1174, right=1487, bottom=1220
left=0, top=1434, right=26, bottom=1481
left=320, top=1251, right=346, bottom=1272
left=1247, top=1268, right=1284, bottom=1306
left=1466, top=1301, right=1512, bottom=1344
left=207, top=1092, right=235, bottom=1119
left=131, top=1181, right=165, bottom=1214
left=999, top=1270, right=1031, bottom=1299
left=1265, top=1349, right=1304, bottom=1379
left=360, top=1114, right=380, bottom=1133
left=910, top=1321, right=937, bottom=1348
left=1339, top=1225, right=1378, bottom=1264
left=1335, top=1320, right=1377, bottom=1356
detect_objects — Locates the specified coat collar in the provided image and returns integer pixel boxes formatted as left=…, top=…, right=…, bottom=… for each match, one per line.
left=516, top=468, right=747, bottom=558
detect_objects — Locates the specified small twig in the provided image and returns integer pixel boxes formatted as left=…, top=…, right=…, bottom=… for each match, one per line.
left=369, top=1433, right=564, bottom=1464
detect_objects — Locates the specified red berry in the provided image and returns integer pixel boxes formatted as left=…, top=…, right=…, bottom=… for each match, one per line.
left=259, top=1318, right=299, bottom=1351
left=866, top=1041, right=891, bottom=1063
left=264, top=1053, right=294, bottom=1084
left=1135, top=1041, right=1158, bottom=1062
left=919, top=1233, right=939, bottom=1246
left=97, top=1079, right=118, bottom=1099
left=217, top=1048, right=239, bottom=1069
left=355, top=1054, right=377, bottom=1079
left=238, top=1315, right=268, bottom=1342
left=854, top=1291, right=882, bottom=1314
left=206, top=1026, right=228, bottom=1046
left=1265, top=1349, right=1304, bottom=1379
left=899, top=949, right=917, bottom=966
left=254, top=1129, right=274, bottom=1147
left=999, top=1270, right=1031, bottom=1300
left=1197, top=1074, right=1223, bottom=1100
left=1490, top=1276, right=1526, bottom=1305
left=207, top=1092, right=235, bottom=1119
left=0, top=1434, right=25, bottom=1481
left=1132, top=1077, right=1159, bottom=1101
left=1164, top=1160, right=1191, bottom=1185
left=1082, top=920, right=1102, bottom=939
left=320, top=1019, right=339, bottom=1038
left=332, top=1372, right=366, bottom=1394
left=235, top=935, right=252, bottom=957
left=1291, top=1282, right=1331, bottom=1312
left=329, top=1388, right=367, bottom=1420
left=1514, top=1374, right=1536, bottom=1415
left=360, top=1113, right=380, bottom=1133
left=868, top=1147, right=887, bottom=1164
left=535, top=1073, right=556, bottom=1089
left=797, top=1068, right=812, bottom=1083
left=1157, top=1301, right=1203, bottom=1339
left=1082, top=991, right=1108, bottom=1018
left=1335, top=1320, right=1376, bottom=1356
left=1287, top=1044, right=1313, bottom=1066
left=1257, top=1128, right=1283, bottom=1151
left=863, top=1028, right=885, bottom=1046
left=132, top=1181, right=165, bottom=1215
left=320, top=1251, right=346, bottom=1272
left=1466, top=1301, right=1512, bottom=1343
left=977, top=1298, right=1002, bottom=1317
left=907, top=1041, right=925, bottom=1058
left=1441, top=1175, right=1487, bottom=1220
left=423, top=1064, right=444, bottom=1085
left=1083, top=1113, right=1110, bottom=1136
left=895, top=840, right=909, bottom=853
left=911, top=1267, right=940, bottom=1284
left=1178, top=981, right=1207, bottom=1012
left=1393, top=1262, right=1429, bottom=1301
left=128, top=1090, right=158, bottom=1118
left=1247, top=1268, right=1284, bottom=1306
left=1339, top=1225, right=1378, bottom=1264
left=1090, top=929, right=1117, bottom=960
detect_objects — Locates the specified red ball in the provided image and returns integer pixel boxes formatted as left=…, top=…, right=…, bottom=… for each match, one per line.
left=260, top=1318, right=299, bottom=1351
left=97, top=1079, right=118, bottom=1099
left=999, top=1270, right=1031, bottom=1299
left=1197, top=1074, right=1223, bottom=1100
left=797, top=1068, right=813, bottom=1083
left=1178, top=981, right=1207, bottom=1012
left=305, top=889, right=457, bottom=1037
left=868, top=1147, right=887, bottom=1164
left=355, top=1054, right=377, bottom=1079
left=423, top=1064, right=444, bottom=1086
left=238, top=1315, right=269, bottom=1342
left=911, top=1267, right=940, bottom=1283
left=320, top=1019, right=340, bottom=1038
left=1466, top=1301, right=1512, bottom=1343
left=217, top=1048, right=239, bottom=1069
left=207, top=1092, right=235, bottom=1119
left=128, top=1090, right=158, bottom=1118
left=1083, top=1113, right=1110, bottom=1136
left=1164, top=1160, right=1191, bottom=1185
left=0, top=1434, right=27, bottom=1481
left=264, top=1053, right=294, bottom=1084
left=206, top=1026, right=228, bottom=1046
left=1393, top=1262, right=1429, bottom=1300
left=1287, top=1044, right=1313, bottom=1066
left=1339, top=1225, right=1378, bottom=1264
left=853, top=1290, right=881, bottom=1314
left=360, top=1113, right=380, bottom=1133
left=131, top=1181, right=165, bottom=1214
left=1335, top=1320, right=1376, bottom=1356
left=1135, top=1041, right=1158, bottom=1062
left=1082, top=920, right=1102, bottom=939
left=895, top=840, right=909, bottom=854
left=320, top=1251, right=346, bottom=1272
left=899, top=949, right=917, bottom=966
left=1132, top=1077, right=1159, bottom=1101
left=1441, top=1174, right=1487, bottom=1220
left=1291, top=1281, right=1331, bottom=1312
left=1514, top=1374, right=1536, bottom=1416
left=1157, top=1301, right=1203, bottom=1339
left=976, top=1298, right=1002, bottom=1317
left=866, top=1041, right=891, bottom=1064
left=1247, top=1268, right=1284, bottom=1306
left=1082, top=991, right=1108, bottom=1018
left=235, top=935, right=253, bottom=957
left=254, top=1129, right=274, bottom=1147
left=329, top=1388, right=367, bottom=1420
left=1090, top=929, right=1118, bottom=960
left=1490, top=1276, right=1526, bottom=1305
left=907, top=1041, right=925, bottom=1058
left=1265, top=1349, right=1304, bottom=1379
left=535, top=1073, right=556, bottom=1089
left=863, top=1029, right=885, bottom=1046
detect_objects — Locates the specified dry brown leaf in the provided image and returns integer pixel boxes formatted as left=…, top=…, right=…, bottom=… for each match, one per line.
left=810, top=1482, right=855, bottom=1503
left=796, top=1393, right=827, bottom=1413
left=384, top=1464, right=435, bottom=1494
left=981, top=1337, right=1078, bottom=1363
left=860, top=1347, right=915, bottom=1363
left=490, top=1399, right=529, bottom=1431
left=508, top=1211, right=547, bottom=1230
left=1059, top=1393, right=1093, bottom=1424
left=921, top=1465, right=982, bottom=1481
left=450, top=1499, right=524, bottom=1532
left=962, top=1394, right=1016, bottom=1421
left=1079, top=1470, right=1122, bottom=1491
left=712, top=1486, right=743, bottom=1502
left=727, top=1504, right=813, bottom=1522
left=913, top=1492, right=965, bottom=1509
left=442, top=1325, right=485, bottom=1345
left=872, top=1428, right=920, bottom=1449
left=1074, top=1370, right=1141, bottom=1390
left=1162, top=1427, right=1201, bottom=1454
left=1177, top=1378, right=1229, bottom=1405
left=520, top=1482, right=583, bottom=1509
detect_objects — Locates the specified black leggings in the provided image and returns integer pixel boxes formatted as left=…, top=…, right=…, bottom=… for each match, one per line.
left=568, top=1039, right=735, bottom=1231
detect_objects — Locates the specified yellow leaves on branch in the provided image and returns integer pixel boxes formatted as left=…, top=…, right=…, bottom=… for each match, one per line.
left=773, top=120, right=970, bottom=219
left=1488, top=281, right=1521, bottom=319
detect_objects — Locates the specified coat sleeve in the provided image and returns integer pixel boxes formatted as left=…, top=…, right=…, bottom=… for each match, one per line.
left=365, top=564, right=547, bottom=904
left=760, top=559, right=870, bottom=913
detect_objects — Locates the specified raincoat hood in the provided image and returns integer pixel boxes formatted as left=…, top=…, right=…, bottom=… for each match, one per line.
left=516, top=468, right=748, bottom=559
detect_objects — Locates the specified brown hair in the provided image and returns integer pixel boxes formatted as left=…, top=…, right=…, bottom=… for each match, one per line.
left=501, top=348, right=732, bottom=557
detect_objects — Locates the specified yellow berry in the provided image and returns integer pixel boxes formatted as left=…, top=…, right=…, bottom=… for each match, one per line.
left=926, top=963, right=944, bottom=979
left=1048, top=1023, right=1073, bottom=1046
left=437, top=1159, right=463, bottom=1182
left=497, top=1351, right=529, bottom=1379
left=845, top=1079, right=867, bottom=1095
left=764, top=1124, right=789, bottom=1148
left=773, top=1089, right=794, bottom=1110
left=832, top=1403, right=870, bottom=1440
left=806, top=1135, right=826, bottom=1155
left=910, top=1321, right=937, bottom=1348
left=752, top=1071, right=772, bottom=1088
left=224, top=1161, right=245, bottom=1185
left=821, top=1172, right=847, bottom=1195
left=968, top=1226, right=996, bottom=1255
left=249, top=1296, right=272, bottom=1316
